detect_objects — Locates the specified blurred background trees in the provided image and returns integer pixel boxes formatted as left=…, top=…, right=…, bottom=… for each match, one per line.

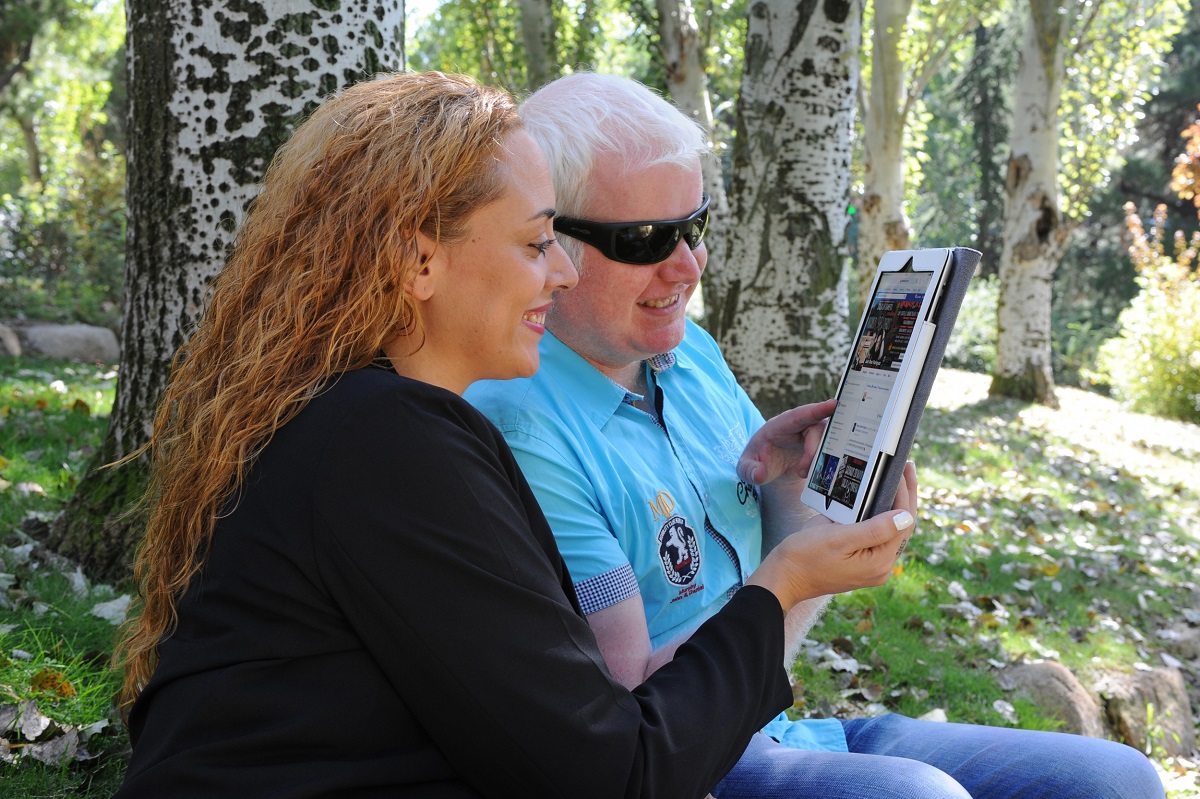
left=0, top=0, right=125, bottom=327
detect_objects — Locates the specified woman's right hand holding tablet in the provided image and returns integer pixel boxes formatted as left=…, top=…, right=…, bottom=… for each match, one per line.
left=748, top=461, right=917, bottom=612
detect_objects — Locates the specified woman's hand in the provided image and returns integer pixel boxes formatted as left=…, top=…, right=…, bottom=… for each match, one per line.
left=748, top=461, right=918, bottom=612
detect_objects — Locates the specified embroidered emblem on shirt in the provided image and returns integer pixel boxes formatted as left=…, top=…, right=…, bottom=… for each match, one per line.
left=713, top=422, right=749, bottom=465
left=648, top=490, right=677, bottom=522
left=657, top=514, right=701, bottom=586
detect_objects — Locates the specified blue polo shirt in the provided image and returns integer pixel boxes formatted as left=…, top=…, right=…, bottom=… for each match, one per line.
left=467, top=320, right=847, bottom=752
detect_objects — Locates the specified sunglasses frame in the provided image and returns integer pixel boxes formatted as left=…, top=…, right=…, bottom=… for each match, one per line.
left=553, top=194, right=711, bottom=265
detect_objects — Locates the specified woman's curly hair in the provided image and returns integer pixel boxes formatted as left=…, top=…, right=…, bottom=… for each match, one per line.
left=114, top=71, right=521, bottom=714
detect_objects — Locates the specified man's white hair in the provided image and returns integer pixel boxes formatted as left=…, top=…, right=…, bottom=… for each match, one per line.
left=519, top=72, right=711, bottom=266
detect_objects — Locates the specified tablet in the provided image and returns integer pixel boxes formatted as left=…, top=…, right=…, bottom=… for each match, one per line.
left=801, top=247, right=979, bottom=524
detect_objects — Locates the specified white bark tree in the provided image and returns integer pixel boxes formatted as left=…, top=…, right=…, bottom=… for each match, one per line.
left=991, top=0, right=1069, bottom=406
left=990, top=0, right=1183, bottom=405
left=857, top=0, right=913, bottom=298
left=517, top=0, right=555, bottom=91
left=856, top=0, right=986, bottom=301
left=705, top=0, right=862, bottom=416
left=655, top=0, right=730, bottom=285
left=51, top=0, right=406, bottom=580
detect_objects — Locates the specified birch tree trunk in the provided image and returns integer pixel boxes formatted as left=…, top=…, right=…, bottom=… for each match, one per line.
left=656, top=0, right=729, bottom=302
left=989, top=0, right=1069, bottom=407
left=518, top=0, right=555, bottom=91
left=16, top=114, right=42, bottom=186
left=48, top=0, right=406, bottom=581
left=857, top=0, right=913, bottom=301
left=705, top=0, right=861, bottom=417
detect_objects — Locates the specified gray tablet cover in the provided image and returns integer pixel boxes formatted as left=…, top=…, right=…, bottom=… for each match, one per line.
left=863, top=246, right=981, bottom=518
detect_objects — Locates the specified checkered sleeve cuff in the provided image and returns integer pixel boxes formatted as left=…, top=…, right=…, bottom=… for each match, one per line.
left=572, top=563, right=641, bottom=615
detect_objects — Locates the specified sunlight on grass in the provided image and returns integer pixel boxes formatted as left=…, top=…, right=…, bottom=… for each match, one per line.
left=790, top=369, right=1199, bottom=797
left=2, top=361, right=1197, bottom=796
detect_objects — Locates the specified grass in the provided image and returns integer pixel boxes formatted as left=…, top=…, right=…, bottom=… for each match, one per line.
left=0, top=356, right=127, bottom=798
left=0, top=358, right=1197, bottom=796
left=790, top=370, right=1200, bottom=794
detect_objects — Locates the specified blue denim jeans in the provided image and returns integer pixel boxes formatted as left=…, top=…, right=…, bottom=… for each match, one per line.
left=713, top=714, right=1164, bottom=799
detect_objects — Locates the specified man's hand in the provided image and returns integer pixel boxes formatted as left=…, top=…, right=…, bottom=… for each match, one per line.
left=737, top=399, right=836, bottom=487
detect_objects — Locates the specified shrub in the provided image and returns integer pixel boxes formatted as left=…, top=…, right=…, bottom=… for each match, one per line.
left=1094, top=202, right=1200, bottom=422
left=0, top=181, right=124, bottom=329
left=943, top=273, right=998, bottom=374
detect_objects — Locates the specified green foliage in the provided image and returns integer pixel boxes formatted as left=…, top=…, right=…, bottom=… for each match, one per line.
left=942, top=273, right=998, bottom=374
left=0, top=358, right=125, bottom=795
left=406, top=0, right=748, bottom=157
left=1057, top=0, right=1188, bottom=221
left=1095, top=202, right=1200, bottom=423
left=406, top=0, right=669, bottom=95
left=0, top=0, right=125, bottom=326
left=912, top=18, right=1019, bottom=269
left=1050, top=6, right=1200, bottom=391
left=407, top=0, right=527, bottom=92
left=0, top=181, right=124, bottom=328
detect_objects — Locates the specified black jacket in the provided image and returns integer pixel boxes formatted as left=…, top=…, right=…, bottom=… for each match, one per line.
left=115, top=367, right=791, bottom=798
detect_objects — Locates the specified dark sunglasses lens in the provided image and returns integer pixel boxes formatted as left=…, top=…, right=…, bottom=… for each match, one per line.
left=614, top=223, right=681, bottom=264
left=685, top=212, right=709, bottom=249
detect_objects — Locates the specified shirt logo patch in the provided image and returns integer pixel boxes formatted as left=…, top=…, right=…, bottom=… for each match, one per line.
left=657, top=514, right=701, bottom=586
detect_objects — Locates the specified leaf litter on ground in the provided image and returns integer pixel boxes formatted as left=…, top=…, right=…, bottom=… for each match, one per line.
left=789, top=369, right=1199, bottom=795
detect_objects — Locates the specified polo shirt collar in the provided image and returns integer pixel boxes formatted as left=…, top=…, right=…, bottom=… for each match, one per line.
left=540, top=332, right=686, bottom=428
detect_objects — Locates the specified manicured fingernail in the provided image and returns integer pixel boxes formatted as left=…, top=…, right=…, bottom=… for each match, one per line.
left=893, top=511, right=914, bottom=530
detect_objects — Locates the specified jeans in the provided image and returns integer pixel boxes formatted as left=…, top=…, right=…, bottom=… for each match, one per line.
left=713, top=714, right=1164, bottom=799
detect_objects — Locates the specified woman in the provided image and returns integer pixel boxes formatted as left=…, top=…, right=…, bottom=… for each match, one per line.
left=111, top=72, right=914, bottom=798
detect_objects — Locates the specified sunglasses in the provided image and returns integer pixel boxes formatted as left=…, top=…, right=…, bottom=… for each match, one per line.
left=553, top=194, right=710, bottom=265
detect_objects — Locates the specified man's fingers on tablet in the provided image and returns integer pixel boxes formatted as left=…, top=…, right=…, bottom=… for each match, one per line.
left=736, top=458, right=765, bottom=486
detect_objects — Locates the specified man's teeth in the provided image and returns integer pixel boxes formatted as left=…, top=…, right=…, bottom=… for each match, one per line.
left=523, top=310, right=546, bottom=324
left=641, top=295, right=678, bottom=309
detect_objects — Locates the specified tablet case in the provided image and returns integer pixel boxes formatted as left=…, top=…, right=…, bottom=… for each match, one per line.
left=863, top=246, right=981, bottom=518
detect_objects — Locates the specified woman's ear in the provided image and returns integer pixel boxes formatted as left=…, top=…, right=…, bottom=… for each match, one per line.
left=406, top=231, right=445, bottom=301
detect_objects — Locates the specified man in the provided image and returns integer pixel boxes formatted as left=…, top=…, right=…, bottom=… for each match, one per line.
left=467, top=72, right=1162, bottom=799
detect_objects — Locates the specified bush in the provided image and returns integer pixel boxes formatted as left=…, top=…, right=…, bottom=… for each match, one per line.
left=943, top=273, right=998, bottom=374
left=1094, top=202, right=1200, bottom=422
left=1051, top=312, right=1116, bottom=392
left=0, top=181, right=124, bottom=329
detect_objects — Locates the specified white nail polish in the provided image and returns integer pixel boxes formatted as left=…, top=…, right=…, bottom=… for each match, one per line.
left=893, top=511, right=914, bottom=530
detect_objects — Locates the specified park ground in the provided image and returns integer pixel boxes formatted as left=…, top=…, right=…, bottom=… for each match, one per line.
left=0, top=359, right=1197, bottom=797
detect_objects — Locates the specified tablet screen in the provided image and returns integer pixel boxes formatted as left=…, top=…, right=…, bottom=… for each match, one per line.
left=807, top=268, right=935, bottom=510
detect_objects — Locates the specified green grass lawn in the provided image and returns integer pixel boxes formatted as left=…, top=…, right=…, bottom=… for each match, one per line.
left=0, top=357, right=128, bottom=798
left=1, top=358, right=1197, bottom=797
left=790, top=370, right=1200, bottom=795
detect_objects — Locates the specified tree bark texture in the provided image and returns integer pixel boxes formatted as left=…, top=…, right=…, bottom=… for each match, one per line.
left=48, top=0, right=406, bottom=582
left=856, top=0, right=913, bottom=303
left=989, top=0, right=1069, bottom=408
left=518, top=0, right=555, bottom=91
left=656, top=0, right=730, bottom=301
left=706, top=0, right=860, bottom=418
